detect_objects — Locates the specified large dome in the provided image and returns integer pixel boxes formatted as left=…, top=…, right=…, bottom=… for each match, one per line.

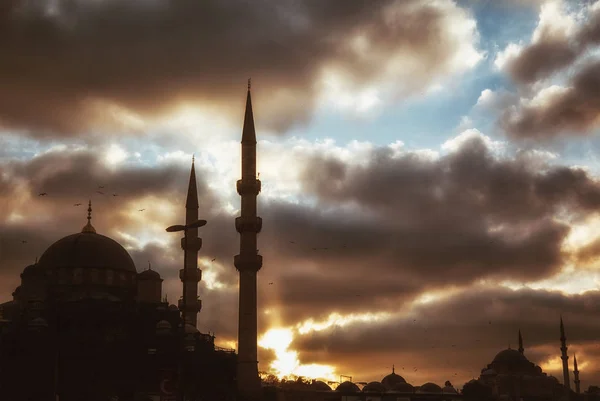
left=492, top=349, right=529, bottom=365
left=38, top=232, right=137, bottom=273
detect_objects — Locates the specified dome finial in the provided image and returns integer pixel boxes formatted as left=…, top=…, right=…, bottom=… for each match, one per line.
left=81, top=200, right=96, bottom=233
left=392, top=364, right=395, bottom=374
left=248, top=77, right=251, bottom=90
left=148, top=260, right=152, bottom=271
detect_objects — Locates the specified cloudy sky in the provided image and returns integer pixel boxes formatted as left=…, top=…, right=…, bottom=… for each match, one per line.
left=2, top=0, right=600, bottom=391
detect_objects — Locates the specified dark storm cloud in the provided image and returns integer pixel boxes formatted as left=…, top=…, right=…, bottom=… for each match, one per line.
left=0, top=0, right=479, bottom=137
left=292, top=286, right=600, bottom=389
left=505, top=38, right=577, bottom=84
left=0, top=148, right=217, bottom=215
left=501, top=3, right=600, bottom=85
left=294, top=136, right=600, bottom=284
left=501, top=60, right=600, bottom=139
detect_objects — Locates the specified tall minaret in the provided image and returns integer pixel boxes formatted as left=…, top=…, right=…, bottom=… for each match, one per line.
left=518, top=329, right=524, bottom=354
left=560, top=316, right=571, bottom=398
left=178, top=156, right=203, bottom=328
left=573, top=353, right=581, bottom=394
left=234, top=79, right=263, bottom=401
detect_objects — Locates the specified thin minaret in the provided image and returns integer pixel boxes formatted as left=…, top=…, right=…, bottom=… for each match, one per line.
left=518, top=329, right=524, bottom=354
left=234, top=79, right=263, bottom=400
left=178, top=156, right=203, bottom=327
left=573, top=353, right=581, bottom=394
left=560, top=316, right=571, bottom=398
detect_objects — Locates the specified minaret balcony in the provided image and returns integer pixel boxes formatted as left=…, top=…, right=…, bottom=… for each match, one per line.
left=178, top=298, right=202, bottom=312
left=236, top=179, right=261, bottom=196
left=235, top=216, right=262, bottom=233
left=180, top=236, right=202, bottom=251
left=179, top=268, right=202, bottom=282
left=234, top=254, right=263, bottom=272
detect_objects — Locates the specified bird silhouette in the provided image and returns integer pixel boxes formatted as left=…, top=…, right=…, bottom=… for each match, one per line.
left=112, top=193, right=118, bottom=197
left=289, top=241, right=295, bottom=244
left=74, top=203, right=81, bottom=206
left=211, top=258, right=216, bottom=262
left=38, top=192, right=47, bottom=196
left=138, top=209, right=145, bottom=212
left=21, top=240, right=27, bottom=244
left=98, top=185, right=105, bottom=189
left=96, top=191, right=104, bottom=195
left=268, top=282, right=273, bottom=285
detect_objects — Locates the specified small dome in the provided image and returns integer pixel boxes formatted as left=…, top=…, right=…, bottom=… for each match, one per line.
left=482, top=368, right=497, bottom=376
left=184, top=324, right=199, bottom=334
left=382, top=370, right=407, bottom=390
left=21, top=264, right=43, bottom=277
left=156, top=320, right=172, bottom=333
left=388, top=382, right=414, bottom=393
left=443, top=385, right=458, bottom=394
left=168, top=304, right=179, bottom=311
left=363, top=382, right=386, bottom=392
left=417, top=383, right=442, bottom=394
left=138, top=269, right=161, bottom=280
left=493, top=348, right=529, bottom=365
left=336, top=381, right=360, bottom=392
left=311, top=381, right=331, bottom=391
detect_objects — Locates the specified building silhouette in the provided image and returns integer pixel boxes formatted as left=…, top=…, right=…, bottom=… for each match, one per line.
left=0, top=170, right=236, bottom=399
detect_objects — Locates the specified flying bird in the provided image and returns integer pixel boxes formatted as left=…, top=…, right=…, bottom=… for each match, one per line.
left=138, top=209, right=145, bottom=212
left=74, top=203, right=81, bottom=206
left=268, top=282, right=273, bottom=285
left=38, top=192, right=47, bottom=196
left=112, top=193, right=118, bottom=197
left=211, top=258, right=216, bottom=262
left=96, top=191, right=104, bottom=195
left=98, top=186, right=105, bottom=189
left=21, top=240, right=27, bottom=244
left=289, top=241, right=295, bottom=244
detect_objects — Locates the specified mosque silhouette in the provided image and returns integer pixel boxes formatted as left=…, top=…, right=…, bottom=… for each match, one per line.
left=0, top=84, right=598, bottom=401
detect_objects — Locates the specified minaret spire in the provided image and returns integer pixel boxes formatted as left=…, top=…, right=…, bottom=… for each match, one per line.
left=241, top=79, right=257, bottom=145
left=178, top=158, right=203, bottom=327
left=235, top=81, right=263, bottom=400
left=81, top=200, right=96, bottom=233
left=573, top=353, right=581, bottom=394
left=186, top=155, right=199, bottom=209
left=518, top=329, right=524, bottom=354
left=560, top=316, right=571, bottom=398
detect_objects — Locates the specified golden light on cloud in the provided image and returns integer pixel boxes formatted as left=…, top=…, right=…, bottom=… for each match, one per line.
left=539, top=355, right=565, bottom=373
left=258, top=328, right=337, bottom=381
left=115, top=196, right=179, bottom=249
left=410, top=287, right=464, bottom=306
left=200, top=259, right=227, bottom=290
left=296, top=311, right=391, bottom=335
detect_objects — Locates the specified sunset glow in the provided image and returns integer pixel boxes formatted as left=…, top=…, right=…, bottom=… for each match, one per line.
left=258, top=328, right=337, bottom=381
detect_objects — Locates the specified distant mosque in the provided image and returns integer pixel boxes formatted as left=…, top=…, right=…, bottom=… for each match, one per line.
left=0, top=83, right=599, bottom=401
